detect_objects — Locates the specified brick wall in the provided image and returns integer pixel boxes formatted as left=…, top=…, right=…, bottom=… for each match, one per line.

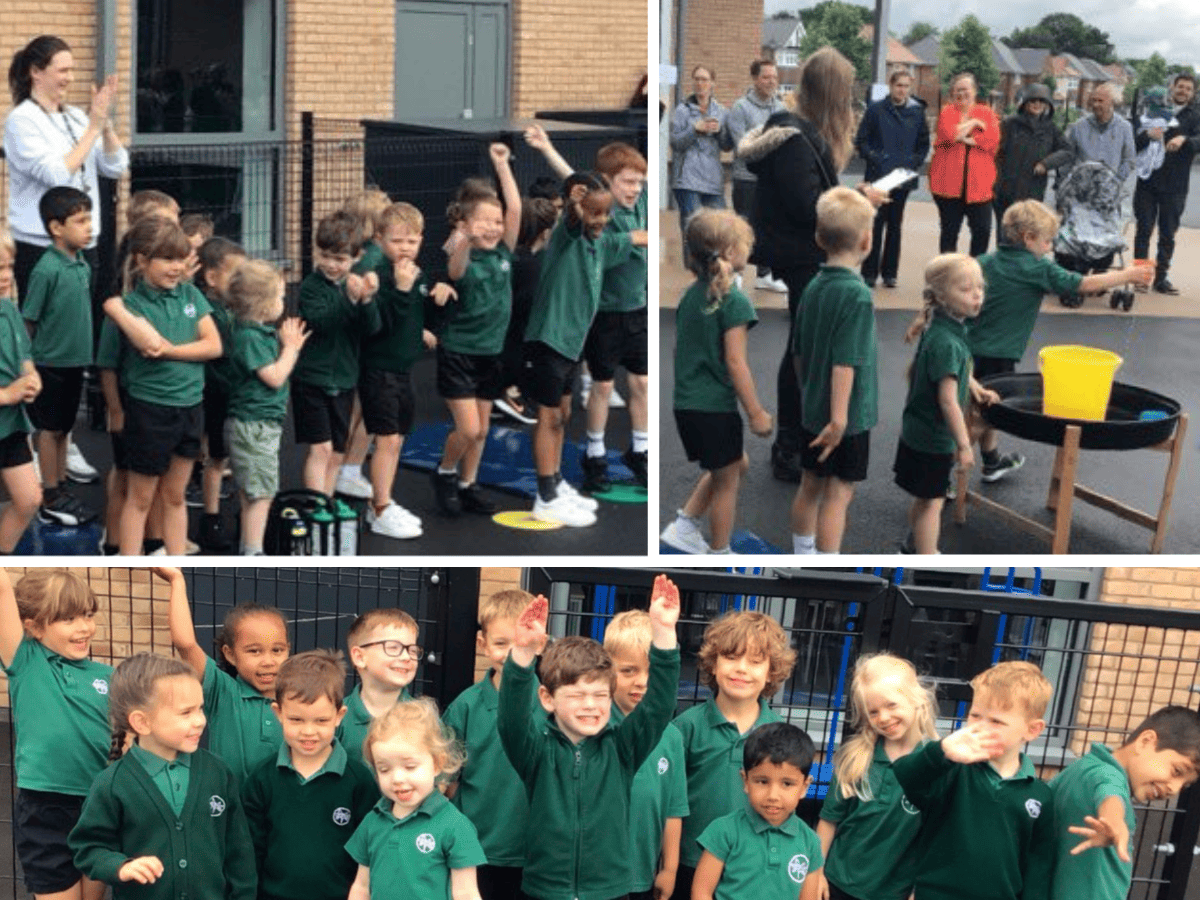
left=675, top=0, right=763, bottom=112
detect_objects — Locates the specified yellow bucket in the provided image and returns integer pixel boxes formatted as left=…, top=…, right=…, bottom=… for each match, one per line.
left=1038, top=345, right=1123, bottom=420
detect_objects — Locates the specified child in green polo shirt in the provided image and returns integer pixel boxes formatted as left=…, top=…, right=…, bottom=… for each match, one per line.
left=693, top=722, right=823, bottom=900
left=443, top=589, right=546, bottom=900
left=673, top=610, right=797, bottom=900
left=23, top=186, right=95, bottom=528
left=791, top=186, right=879, bottom=555
left=892, top=660, right=1057, bottom=900
left=970, top=200, right=1152, bottom=483
left=70, top=652, right=255, bottom=900
left=338, top=608, right=422, bottom=767
left=0, top=568, right=110, bottom=900
left=162, top=566, right=290, bottom=781
left=498, top=577, right=681, bottom=900
left=818, top=654, right=939, bottom=900
left=893, top=254, right=998, bottom=555
left=1049, top=706, right=1200, bottom=900
left=347, top=697, right=487, bottom=900
left=222, top=259, right=309, bottom=556
left=603, top=609, right=690, bottom=900
left=243, top=649, right=378, bottom=900
left=0, top=227, right=42, bottom=552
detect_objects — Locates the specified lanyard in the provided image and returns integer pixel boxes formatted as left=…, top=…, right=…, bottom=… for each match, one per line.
left=39, top=104, right=88, bottom=187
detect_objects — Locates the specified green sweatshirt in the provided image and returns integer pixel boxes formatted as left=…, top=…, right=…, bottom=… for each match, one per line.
left=293, top=272, right=381, bottom=391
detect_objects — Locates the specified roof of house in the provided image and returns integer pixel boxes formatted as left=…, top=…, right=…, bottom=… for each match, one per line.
left=1104, top=61, right=1135, bottom=83
left=1012, top=47, right=1051, bottom=76
left=991, top=38, right=1022, bottom=75
left=1079, top=57, right=1115, bottom=81
left=762, top=17, right=804, bottom=50
left=907, top=33, right=940, bottom=65
left=860, top=24, right=925, bottom=65
left=1047, top=55, right=1082, bottom=77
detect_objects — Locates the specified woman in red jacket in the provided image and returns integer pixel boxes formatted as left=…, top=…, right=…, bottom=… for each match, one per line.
left=929, top=73, right=1000, bottom=257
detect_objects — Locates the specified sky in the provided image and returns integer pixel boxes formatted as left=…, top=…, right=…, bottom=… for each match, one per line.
left=761, top=0, right=1200, bottom=68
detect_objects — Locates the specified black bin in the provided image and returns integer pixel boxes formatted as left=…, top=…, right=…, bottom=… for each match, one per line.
left=535, top=108, right=649, bottom=157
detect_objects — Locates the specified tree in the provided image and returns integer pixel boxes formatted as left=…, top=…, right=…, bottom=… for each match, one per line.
left=902, top=22, right=939, bottom=46
left=771, top=10, right=799, bottom=20
left=799, top=0, right=873, bottom=32
left=798, top=1, right=873, bottom=82
left=939, top=15, right=1000, bottom=99
left=1004, top=13, right=1115, bottom=64
left=1135, top=52, right=1168, bottom=92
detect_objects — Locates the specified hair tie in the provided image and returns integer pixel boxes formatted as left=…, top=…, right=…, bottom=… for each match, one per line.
left=706, top=249, right=722, bottom=268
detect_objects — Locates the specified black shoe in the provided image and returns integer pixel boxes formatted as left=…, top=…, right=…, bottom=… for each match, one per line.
left=432, top=471, right=461, bottom=515
left=882, top=277, right=898, bottom=288
left=458, top=483, right=497, bottom=515
left=770, top=443, right=803, bottom=483
left=981, top=451, right=1025, bottom=483
left=622, top=447, right=648, bottom=488
left=198, top=513, right=233, bottom=552
left=37, top=491, right=96, bottom=526
left=581, top=455, right=611, bottom=493
left=185, top=482, right=204, bottom=508
left=1154, top=278, right=1180, bottom=295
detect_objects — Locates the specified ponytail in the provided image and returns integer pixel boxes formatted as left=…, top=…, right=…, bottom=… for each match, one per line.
left=108, top=724, right=128, bottom=761
left=8, top=36, right=71, bottom=105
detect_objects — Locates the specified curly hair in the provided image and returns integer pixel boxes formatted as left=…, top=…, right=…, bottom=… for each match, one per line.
left=214, top=603, right=289, bottom=675
left=363, top=696, right=464, bottom=776
left=697, top=611, right=796, bottom=699
left=538, top=636, right=614, bottom=695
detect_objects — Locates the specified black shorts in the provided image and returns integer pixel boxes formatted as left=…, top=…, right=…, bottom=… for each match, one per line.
left=800, top=427, right=870, bottom=482
left=826, top=881, right=866, bottom=900
left=521, top=341, right=580, bottom=409
left=477, top=865, right=525, bottom=900
left=203, top=378, right=230, bottom=459
left=110, top=428, right=129, bottom=471
left=437, top=346, right=505, bottom=401
left=0, top=431, right=33, bottom=469
left=583, top=307, right=648, bottom=381
left=29, top=365, right=84, bottom=433
left=14, top=788, right=86, bottom=894
left=359, top=368, right=415, bottom=437
left=675, top=408, right=744, bottom=471
left=122, top=396, right=203, bottom=476
left=973, top=355, right=1016, bottom=381
left=893, top=438, right=955, bottom=499
left=292, top=381, right=354, bottom=451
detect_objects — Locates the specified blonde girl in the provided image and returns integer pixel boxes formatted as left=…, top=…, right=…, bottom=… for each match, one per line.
left=0, top=569, right=108, bottom=900
left=817, top=653, right=938, bottom=900
left=347, top=698, right=486, bottom=900
left=69, top=652, right=255, bottom=900
left=660, top=209, right=772, bottom=555
left=893, top=253, right=996, bottom=554
left=158, top=566, right=290, bottom=781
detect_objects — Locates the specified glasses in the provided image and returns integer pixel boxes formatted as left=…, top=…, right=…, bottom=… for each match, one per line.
left=359, top=640, right=424, bottom=660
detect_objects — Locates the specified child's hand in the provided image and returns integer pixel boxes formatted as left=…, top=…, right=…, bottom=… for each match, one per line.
left=489, top=142, right=512, bottom=165
left=648, top=574, right=681, bottom=630
left=422, top=328, right=438, bottom=349
left=809, top=420, right=845, bottom=462
left=431, top=282, right=457, bottom=307
left=107, top=404, right=125, bottom=434
left=652, top=868, right=676, bottom=900
left=941, top=721, right=1004, bottom=764
left=749, top=408, right=774, bottom=437
left=150, top=566, right=183, bottom=582
left=345, top=273, right=378, bottom=303
left=955, top=443, right=975, bottom=471
left=17, top=373, right=41, bottom=403
left=523, top=124, right=551, bottom=152
left=1069, top=814, right=1132, bottom=862
left=515, top=595, right=549, bottom=652
left=278, top=317, right=310, bottom=351
left=394, top=258, right=419, bottom=293
left=119, top=856, right=165, bottom=884
left=184, top=251, right=201, bottom=282
left=568, top=183, right=589, bottom=205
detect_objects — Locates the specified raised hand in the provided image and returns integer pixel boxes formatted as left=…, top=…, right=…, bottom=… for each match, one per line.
left=515, top=595, right=549, bottom=652
left=1069, top=813, right=1131, bottom=861
left=523, top=124, right=551, bottom=152
left=278, top=317, right=310, bottom=351
left=489, top=142, right=512, bottom=165
left=941, top=721, right=1004, bottom=764
left=648, top=574, right=680, bottom=649
left=149, top=566, right=183, bottom=582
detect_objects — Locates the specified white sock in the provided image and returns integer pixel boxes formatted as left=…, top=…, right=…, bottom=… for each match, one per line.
left=586, top=431, right=606, bottom=458
left=438, top=466, right=457, bottom=476
left=458, top=480, right=473, bottom=490
left=675, top=509, right=702, bottom=531
left=709, top=545, right=732, bottom=554
left=792, top=533, right=816, bottom=554
left=816, top=549, right=839, bottom=555
left=242, top=544, right=262, bottom=556
left=631, top=430, right=648, bottom=453
left=340, top=464, right=359, bottom=477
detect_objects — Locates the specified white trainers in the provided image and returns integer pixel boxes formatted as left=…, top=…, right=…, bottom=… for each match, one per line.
left=368, top=502, right=423, bottom=539
left=532, top=494, right=597, bottom=527
left=755, top=274, right=789, bottom=293
left=557, top=481, right=599, bottom=511
left=66, top=439, right=100, bottom=483
left=660, top=518, right=710, bottom=554
left=608, top=389, right=626, bottom=408
left=334, top=469, right=373, bottom=499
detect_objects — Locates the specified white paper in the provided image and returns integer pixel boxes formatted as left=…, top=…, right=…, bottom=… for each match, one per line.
left=873, top=168, right=919, bottom=192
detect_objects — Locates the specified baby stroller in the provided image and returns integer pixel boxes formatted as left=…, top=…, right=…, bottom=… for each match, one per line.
left=1053, top=160, right=1137, bottom=311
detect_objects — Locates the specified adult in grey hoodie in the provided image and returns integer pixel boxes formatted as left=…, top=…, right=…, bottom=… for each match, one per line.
left=669, top=64, right=732, bottom=256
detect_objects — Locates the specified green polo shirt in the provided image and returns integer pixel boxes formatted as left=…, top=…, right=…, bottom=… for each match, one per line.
left=129, top=743, right=191, bottom=816
left=361, top=267, right=430, bottom=373
left=242, top=738, right=379, bottom=900
left=23, top=245, right=93, bottom=366
left=336, top=684, right=412, bottom=770
left=698, top=807, right=823, bottom=900
left=443, top=244, right=513, bottom=356
left=972, top=245, right=1083, bottom=360
left=612, top=710, right=690, bottom=891
left=442, top=670, right=535, bottom=867
left=794, top=266, right=878, bottom=436
left=1048, top=743, right=1135, bottom=900
left=205, top=301, right=236, bottom=392
left=892, top=739, right=1055, bottom=900
left=598, top=187, right=648, bottom=313
left=201, top=656, right=282, bottom=783
left=294, top=271, right=381, bottom=392
left=345, top=792, right=487, bottom=900
left=673, top=281, right=757, bottom=413
left=115, top=279, right=214, bottom=406
left=820, top=742, right=925, bottom=900
left=353, top=240, right=384, bottom=276
left=226, top=319, right=289, bottom=423
left=900, top=311, right=972, bottom=455
left=675, top=697, right=783, bottom=868
left=95, top=317, right=123, bottom=370
left=525, top=218, right=635, bottom=361
left=4, top=635, right=111, bottom=794
left=0, top=299, right=34, bottom=439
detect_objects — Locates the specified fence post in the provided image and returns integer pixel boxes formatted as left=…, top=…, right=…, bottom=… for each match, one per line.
left=437, top=568, right=482, bottom=706
left=301, top=111, right=314, bottom=278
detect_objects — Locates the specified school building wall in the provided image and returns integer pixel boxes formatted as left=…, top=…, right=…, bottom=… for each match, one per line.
left=672, top=0, right=763, bottom=110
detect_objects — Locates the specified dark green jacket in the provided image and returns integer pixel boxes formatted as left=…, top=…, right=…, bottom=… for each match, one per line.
left=70, top=748, right=256, bottom=900
left=294, top=272, right=381, bottom=391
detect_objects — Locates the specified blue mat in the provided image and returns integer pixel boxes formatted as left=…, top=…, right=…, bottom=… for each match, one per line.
left=659, top=529, right=783, bottom=555
left=401, top=422, right=637, bottom=499
left=16, top=518, right=104, bottom=555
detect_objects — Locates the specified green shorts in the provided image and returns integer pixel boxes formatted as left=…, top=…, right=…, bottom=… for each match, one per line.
left=225, top=418, right=282, bottom=500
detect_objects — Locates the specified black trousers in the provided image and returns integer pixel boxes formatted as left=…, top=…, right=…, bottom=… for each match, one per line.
left=773, top=263, right=822, bottom=446
left=861, top=190, right=910, bottom=282
left=1133, top=181, right=1186, bottom=278
left=935, top=195, right=992, bottom=257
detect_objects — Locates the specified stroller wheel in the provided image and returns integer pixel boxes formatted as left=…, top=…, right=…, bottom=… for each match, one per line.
left=1110, top=294, right=1121, bottom=310
left=1060, top=293, right=1085, bottom=309
left=1112, top=289, right=1134, bottom=312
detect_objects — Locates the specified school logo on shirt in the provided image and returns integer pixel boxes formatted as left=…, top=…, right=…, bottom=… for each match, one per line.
left=332, top=807, right=352, bottom=826
left=419, top=283, right=429, bottom=296
left=901, top=795, right=919, bottom=815
left=415, top=833, right=436, bottom=853
left=500, top=260, right=510, bottom=273
left=92, top=678, right=109, bottom=695
left=657, top=757, right=669, bottom=775
left=787, top=854, right=810, bottom=884
left=184, top=302, right=197, bottom=319
left=1025, top=799, right=1042, bottom=819
left=209, top=795, right=226, bottom=817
